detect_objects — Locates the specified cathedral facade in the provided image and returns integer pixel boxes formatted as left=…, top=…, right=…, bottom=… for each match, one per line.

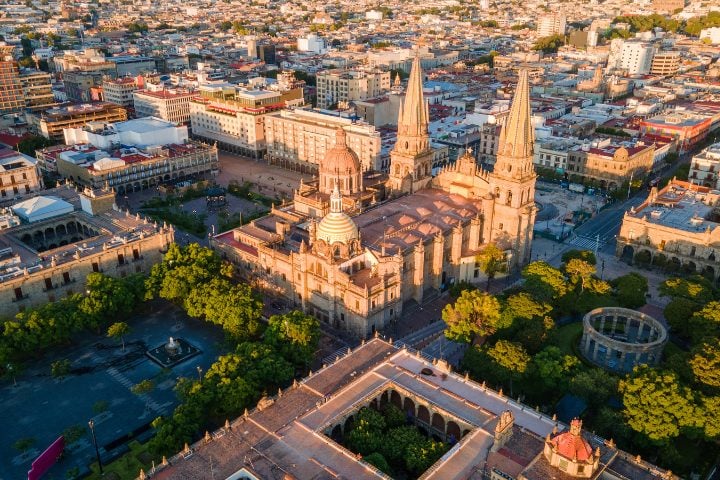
left=212, top=58, right=537, bottom=336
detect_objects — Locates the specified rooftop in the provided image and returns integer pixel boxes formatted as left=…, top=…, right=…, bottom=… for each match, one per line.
left=629, top=181, right=720, bottom=233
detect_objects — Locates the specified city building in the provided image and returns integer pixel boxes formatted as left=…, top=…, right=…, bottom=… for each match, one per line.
left=189, top=84, right=303, bottom=158
left=0, top=45, right=28, bottom=115
left=537, top=12, right=567, bottom=37
left=38, top=117, right=217, bottom=193
left=28, top=103, right=128, bottom=142
left=608, top=40, right=656, bottom=76
left=107, top=56, right=156, bottom=77
left=0, top=147, right=43, bottom=203
left=566, top=139, right=655, bottom=190
left=650, top=51, right=681, bottom=76
left=153, top=337, right=676, bottom=480
left=212, top=60, right=537, bottom=336
left=103, top=77, right=140, bottom=109
left=62, top=71, right=105, bottom=103
left=639, top=110, right=713, bottom=154
left=133, top=87, right=195, bottom=124
left=651, top=0, right=686, bottom=13
left=533, top=137, right=583, bottom=173
left=297, top=34, right=328, bottom=54
left=19, top=70, right=56, bottom=112
left=264, top=108, right=383, bottom=173
left=700, top=27, right=720, bottom=45
left=0, top=186, right=174, bottom=317
left=316, top=69, right=391, bottom=109
left=616, top=179, right=720, bottom=282
left=689, top=142, right=720, bottom=189
left=52, top=49, right=115, bottom=75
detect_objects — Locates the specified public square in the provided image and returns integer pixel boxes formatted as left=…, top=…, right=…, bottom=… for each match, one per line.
left=0, top=302, right=227, bottom=480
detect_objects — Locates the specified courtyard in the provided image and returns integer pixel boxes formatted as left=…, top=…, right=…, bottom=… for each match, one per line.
left=534, top=181, right=607, bottom=240
left=0, top=301, right=228, bottom=480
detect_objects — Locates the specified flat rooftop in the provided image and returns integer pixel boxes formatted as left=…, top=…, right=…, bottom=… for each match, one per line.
left=630, top=182, right=719, bottom=233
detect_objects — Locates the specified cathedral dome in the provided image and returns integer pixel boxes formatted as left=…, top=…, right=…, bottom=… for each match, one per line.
left=549, top=419, right=593, bottom=462
left=316, top=183, right=358, bottom=245
left=321, top=128, right=361, bottom=177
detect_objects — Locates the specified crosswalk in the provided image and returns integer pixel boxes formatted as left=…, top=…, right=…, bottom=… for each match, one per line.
left=566, top=234, right=608, bottom=251
left=107, top=367, right=166, bottom=415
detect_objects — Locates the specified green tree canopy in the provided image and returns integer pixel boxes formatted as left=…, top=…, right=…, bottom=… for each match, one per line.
left=487, top=340, right=530, bottom=375
left=107, top=322, right=130, bottom=351
left=619, top=366, right=702, bottom=443
left=664, top=297, right=700, bottom=339
left=532, top=34, right=565, bottom=53
left=346, top=407, right=386, bottom=455
left=521, top=261, right=568, bottom=302
left=264, top=311, right=320, bottom=367
left=564, top=259, right=596, bottom=293
left=690, top=342, right=720, bottom=389
left=659, top=276, right=716, bottom=304
left=476, top=243, right=506, bottom=290
left=561, top=249, right=596, bottom=265
left=569, top=369, right=619, bottom=408
left=529, top=346, right=579, bottom=393
left=443, top=289, right=502, bottom=343
left=688, top=302, right=720, bottom=344
left=612, top=272, right=648, bottom=309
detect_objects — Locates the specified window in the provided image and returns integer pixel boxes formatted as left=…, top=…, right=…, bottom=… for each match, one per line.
left=44, top=278, right=53, bottom=290
left=92, top=262, right=99, bottom=272
left=133, top=249, right=140, bottom=260
left=118, top=253, right=125, bottom=265
left=63, top=272, right=71, bottom=284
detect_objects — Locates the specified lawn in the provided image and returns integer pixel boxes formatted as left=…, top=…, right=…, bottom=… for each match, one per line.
left=86, top=441, right=154, bottom=480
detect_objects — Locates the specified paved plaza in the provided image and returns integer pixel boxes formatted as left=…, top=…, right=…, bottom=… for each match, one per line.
left=0, top=302, right=227, bottom=480
left=535, top=181, right=607, bottom=240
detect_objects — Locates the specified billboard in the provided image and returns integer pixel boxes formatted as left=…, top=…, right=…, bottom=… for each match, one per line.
left=28, top=436, right=65, bottom=480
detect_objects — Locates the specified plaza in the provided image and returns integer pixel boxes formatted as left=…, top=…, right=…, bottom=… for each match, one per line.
left=0, top=302, right=227, bottom=480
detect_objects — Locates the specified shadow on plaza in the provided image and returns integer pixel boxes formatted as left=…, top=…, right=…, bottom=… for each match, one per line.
left=0, top=301, right=228, bottom=480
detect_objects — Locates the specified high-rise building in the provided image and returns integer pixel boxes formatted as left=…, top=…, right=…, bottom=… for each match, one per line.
left=28, top=103, right=128, bottom=142
left=316, top=69, right=391, bottom=109
left=20, top=70, right=56, bottom=112
left=0, top=45, right=26, bottom=115
left=612, top=41, right=656, bottom=75
left=103, top=77, right=140, bottom=109
left=537, top=13, right=567, bottom=37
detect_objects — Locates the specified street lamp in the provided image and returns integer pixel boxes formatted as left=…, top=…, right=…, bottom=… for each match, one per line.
left=88, top=420, right=103, bottom=475
left=197, top=366, right=203, bottom=382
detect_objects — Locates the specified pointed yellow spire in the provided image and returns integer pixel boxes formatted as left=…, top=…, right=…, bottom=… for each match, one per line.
left=495, top=69, right=535, bottom=178
left=398, top=54, right=429, bottom=139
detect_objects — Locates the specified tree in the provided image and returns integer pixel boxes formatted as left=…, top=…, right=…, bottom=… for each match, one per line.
left=659, top=276, right=716, bottom=304
left=475, top=243, right=506, bottom=290
left=619, top=366, right=701, bottom=443
left=532, top=34, right=565, bottom=53
left=528, top=346, right=579, bottom=394
left=107, top=322, right=130, bottom=352
left=688, top=302, right=720, bottom=344
left=486, top=340, right=529, bottom=396
left=564, top=259, right=596, bottom=294
left=443, top=289, right=502, bottom=343
left=561, top=249, right=596, bottom=265
left=504, top=293, right=552, bottom=321
left=405, top=439, right=448, bottom=474
left=569, top=369, right=619, bottom=408
left=690, top=342, right=720, bottom=389
left=381, top=426, right=425, bottom=465
left=346, top=407, right=385, bottom=455
left=264, top=311, right=320, bottom=368
left=664, top=297, right=700, bottom=338
left=51, top=359, right=71, bottom=378
left=612, top=273, right=648, bottom=309
left=521, top=261, right=568, bottom=302
left=131, top=379, right=154, bottom=395
left=702, top=395, right=720, bottom=439
left=364, top=452, right=391, bottom=475
left=80, top=273, right=136, bottom=331
left=17, top=135, right=56, bottom=158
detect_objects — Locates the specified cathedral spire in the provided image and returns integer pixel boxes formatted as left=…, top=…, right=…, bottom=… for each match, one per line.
left=398, top=54, right=429, bottom=139
left=330, top=180, right=343, bottom=213
left=494, top=69, right=535, bottom=178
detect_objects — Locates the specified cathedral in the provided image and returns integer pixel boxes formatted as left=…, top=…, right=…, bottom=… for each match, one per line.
left=212, top=57, right=537, bottom=336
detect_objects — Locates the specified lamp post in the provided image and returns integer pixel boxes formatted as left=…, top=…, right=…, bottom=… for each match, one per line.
left=197, top=366, right=203, bottom=382
left=88, top=420, right=103, bottom=475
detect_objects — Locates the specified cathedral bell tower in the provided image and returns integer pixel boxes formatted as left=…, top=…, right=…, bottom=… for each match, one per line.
left=388, top=54, right=433, bottom=195
left=487, top=70, right=537, bottom=268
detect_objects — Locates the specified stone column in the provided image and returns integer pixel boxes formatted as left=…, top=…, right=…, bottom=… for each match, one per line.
left=619, top=351, right=627, bottom=371
left=600, top=316, right=606, bottom=334
left=592, top=342, right=600, bottom=362
left=432, top=234, right=444, bottom=290
left=612, top=316, right=618, bottom=335
left=414, top=243, right=425, bottom=303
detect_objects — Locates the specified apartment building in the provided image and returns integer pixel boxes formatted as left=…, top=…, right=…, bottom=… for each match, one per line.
left=0, top=147, right=42, bottom=203
left=0, top=45, right=26, bottom=115
left=689, top=142, right=720, bottom=190
left=264, top=108, right=382, bottom=173
left=134, top=88, right=195, bottom=124
left=537, top=13, right=567, bottom=37
left=189, top=84, right=303, bottom=158
left=103, top=77, right=139, bottom=109
left=20, top=70, right=56, bottom=112
left=316, top=69, right=390, bottom=109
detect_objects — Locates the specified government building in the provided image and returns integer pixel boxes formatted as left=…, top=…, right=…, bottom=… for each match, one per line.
left=212, top=58, right=537, bottom=337
left=153, top=337, right=676, bottom=480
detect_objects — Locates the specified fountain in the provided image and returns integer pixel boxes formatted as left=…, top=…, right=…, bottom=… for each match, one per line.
left=146, top=336, right=200, bottom=367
